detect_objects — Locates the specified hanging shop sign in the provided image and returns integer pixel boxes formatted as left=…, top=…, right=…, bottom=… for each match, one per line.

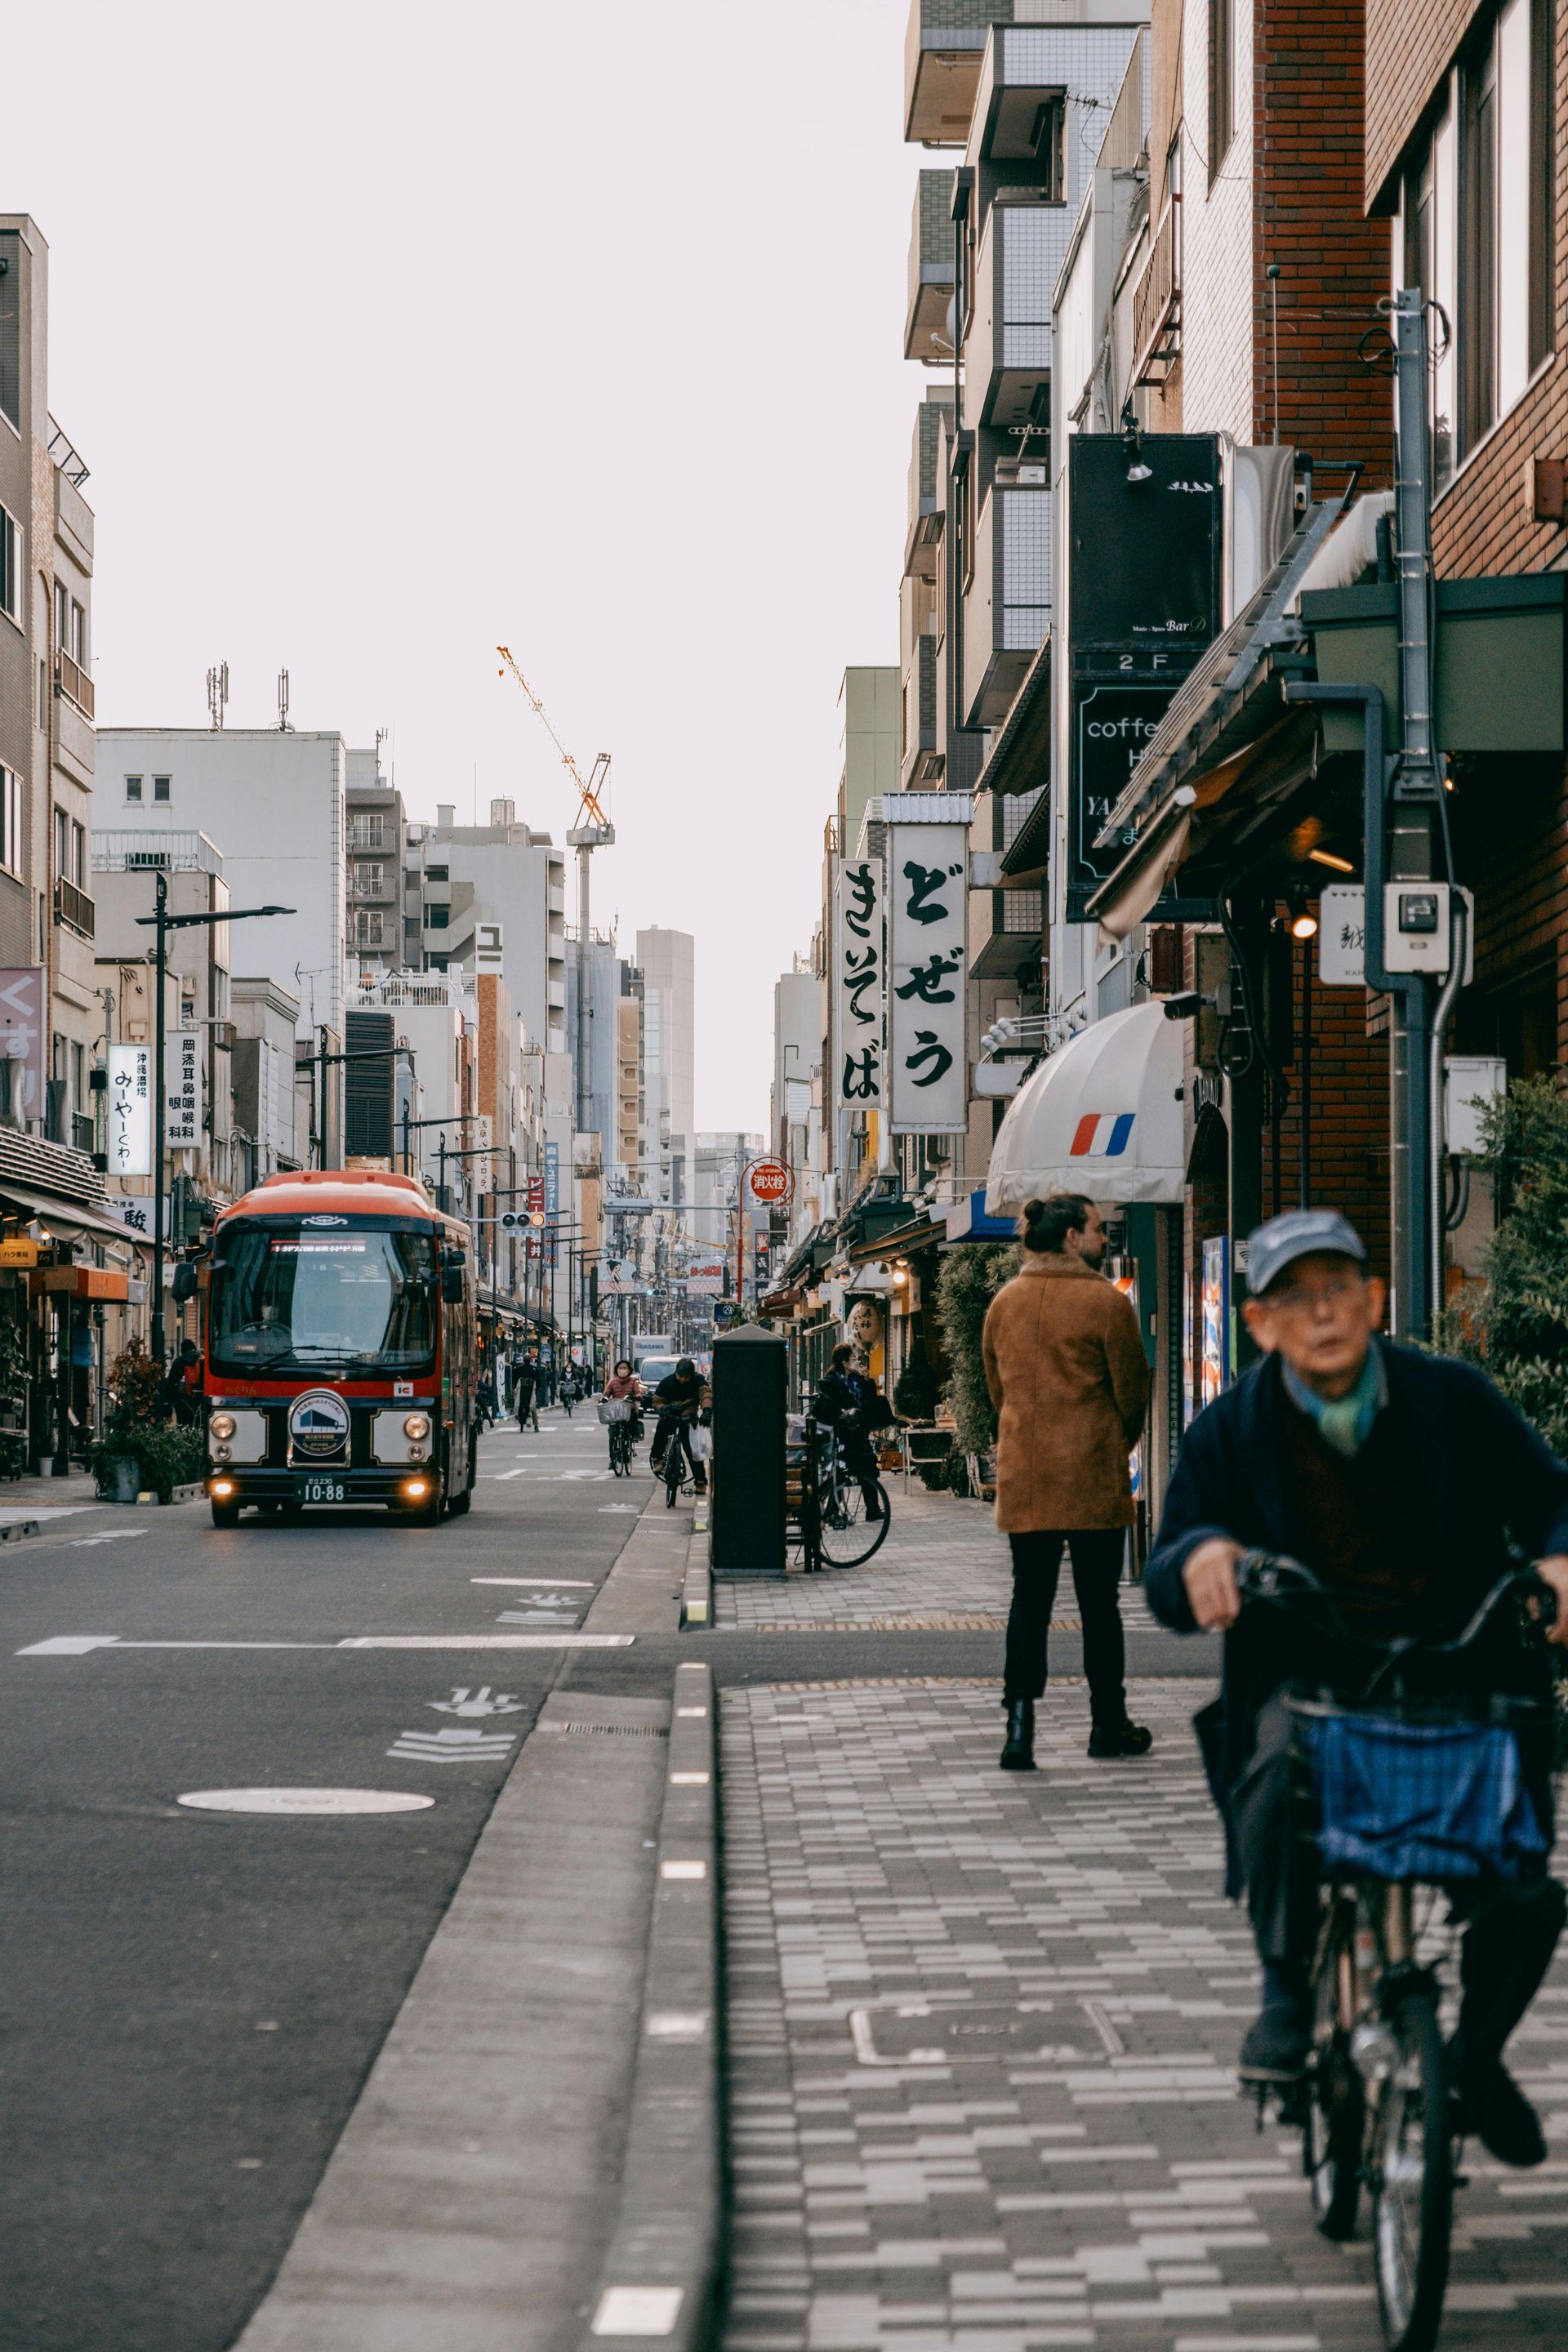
left=543, top=1142, right=559, bottom=1267
left=0, top=970, right=46, bottom=1126
left=743, top=1158, right=795, bottom=1208
left=1064, top=433, right=1222, bottom=919
left=887, top=817, right=968, bottom=1135
left=833, top=853, right=884, bottom=1113
left=166, top=1030, right=200, bottom=1148
left=107, top=1043, right=154, bottom=1178
left=0, top=1237, right=42, bottom=1267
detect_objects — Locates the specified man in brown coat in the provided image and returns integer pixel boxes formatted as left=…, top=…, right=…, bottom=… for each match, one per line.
left=982, top=1192, right=1151, bottom=1771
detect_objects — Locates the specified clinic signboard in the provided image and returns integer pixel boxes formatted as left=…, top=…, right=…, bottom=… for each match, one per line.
left=1065, top=433, right=1221, bottom=918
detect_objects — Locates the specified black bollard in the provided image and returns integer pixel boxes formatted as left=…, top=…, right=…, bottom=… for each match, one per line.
left=709, top=1322, right=787, bottom=1579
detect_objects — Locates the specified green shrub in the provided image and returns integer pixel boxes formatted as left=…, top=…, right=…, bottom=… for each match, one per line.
left=933, top=1242, right=1019, bottom=1455
left=88, top=1340, right=206, bottom=1501
left=1442, top=1071, right=1568, bottom=1456
left=893, top=1351, right=939, bottom=1422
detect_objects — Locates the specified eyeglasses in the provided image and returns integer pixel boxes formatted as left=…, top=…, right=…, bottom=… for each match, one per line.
left=1263, top=1276, right=1364, bottom=1318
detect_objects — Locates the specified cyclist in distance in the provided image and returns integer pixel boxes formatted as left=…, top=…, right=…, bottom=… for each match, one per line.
left=602, top=1357, right=644, bottom=1457
left=648, top=1356, right=710, bottom=1494
left=813, top=1341, right=891, bottom=1519
left=1144, top=1208, right=1568, bottom=2167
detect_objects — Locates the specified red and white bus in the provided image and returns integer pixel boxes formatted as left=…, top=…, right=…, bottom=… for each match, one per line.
left=197, top=1169, right=477, bottom=1528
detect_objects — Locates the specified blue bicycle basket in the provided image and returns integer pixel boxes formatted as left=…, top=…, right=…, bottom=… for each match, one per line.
left=1307, top=1712, right=1548, bottom=1883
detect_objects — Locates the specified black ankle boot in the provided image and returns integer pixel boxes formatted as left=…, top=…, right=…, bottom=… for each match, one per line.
left=1000, top=1698, right=1036, bottom=1771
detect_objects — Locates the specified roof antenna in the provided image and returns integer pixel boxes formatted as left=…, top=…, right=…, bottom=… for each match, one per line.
left=207, top=662, right=229, bottom=731
left=278, top=668, right=292, bottom=732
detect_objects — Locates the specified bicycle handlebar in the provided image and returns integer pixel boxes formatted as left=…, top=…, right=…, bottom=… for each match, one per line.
left=1235, top=1549, right=1557, bottom=1661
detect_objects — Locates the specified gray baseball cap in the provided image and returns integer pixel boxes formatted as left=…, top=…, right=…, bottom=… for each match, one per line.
left=1245, top=1208, right=1367, bottom=1298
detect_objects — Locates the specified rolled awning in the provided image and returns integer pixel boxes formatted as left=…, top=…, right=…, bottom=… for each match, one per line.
left=983, top=1001, right=1186, bottom=1212
left=0, top=1182, right=149, bottom=1252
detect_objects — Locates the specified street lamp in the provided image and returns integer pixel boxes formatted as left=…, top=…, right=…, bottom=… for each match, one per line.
left=136, top=874, right=293, bottom=1365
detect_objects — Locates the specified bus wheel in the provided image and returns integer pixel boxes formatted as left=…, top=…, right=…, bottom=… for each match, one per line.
left=211, top=1500, right=240, bottom=1530
left=448, top=1486, right=471, bottom=1517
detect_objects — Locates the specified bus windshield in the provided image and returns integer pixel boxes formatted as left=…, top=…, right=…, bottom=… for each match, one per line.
left=210, top=1224, right=438, bottom=1375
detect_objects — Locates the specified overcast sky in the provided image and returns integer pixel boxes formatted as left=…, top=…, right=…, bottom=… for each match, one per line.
left=11, top=0, right=924, bottom=1138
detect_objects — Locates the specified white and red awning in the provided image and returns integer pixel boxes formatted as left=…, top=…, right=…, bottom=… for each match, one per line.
left=984, top=1001, right=1186, bottom=1213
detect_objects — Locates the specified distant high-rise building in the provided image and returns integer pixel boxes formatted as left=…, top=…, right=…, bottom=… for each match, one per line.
left=635, top=926, right=694, bottom=1209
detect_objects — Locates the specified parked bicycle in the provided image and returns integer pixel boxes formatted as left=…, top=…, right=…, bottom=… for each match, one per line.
left=1234, top=1549, right=1560, bottom=2352
left=800, top=1419, right=890, bottom=1570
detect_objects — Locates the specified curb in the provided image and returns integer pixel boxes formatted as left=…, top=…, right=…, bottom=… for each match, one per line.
left=581, top=1659, right=723, bottom=2352
left=680, top=1521, right=712, bottom=1629
left=0, top=1519, right=40, bottom=1543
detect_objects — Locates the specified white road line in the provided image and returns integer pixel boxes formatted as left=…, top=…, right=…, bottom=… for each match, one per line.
left=18, top=1633, right=635, bottom=1655
left=470, top=1578, right=595, bottom=1587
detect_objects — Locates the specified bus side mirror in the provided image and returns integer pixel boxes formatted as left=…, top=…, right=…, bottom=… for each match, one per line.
left=441, top=1267, right=465, bottom=1304
left=172, top=1264, right=198, bottom=1303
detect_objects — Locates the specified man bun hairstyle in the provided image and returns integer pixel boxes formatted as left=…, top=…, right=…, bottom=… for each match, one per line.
left=1018, top=1193, right=1094, bottom=1254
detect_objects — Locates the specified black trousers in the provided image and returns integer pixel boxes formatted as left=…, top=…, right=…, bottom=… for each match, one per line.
left=1004, top=1528, right=1128, bottom=1724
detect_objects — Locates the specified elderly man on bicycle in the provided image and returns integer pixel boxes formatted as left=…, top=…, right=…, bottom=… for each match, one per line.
left=1146, top=1207, right=1568, bottom=2168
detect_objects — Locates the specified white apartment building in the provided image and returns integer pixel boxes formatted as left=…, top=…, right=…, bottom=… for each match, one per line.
left=635, top=925, right=694, bottom=1212
left=416, top=799, right=567, bottom=1056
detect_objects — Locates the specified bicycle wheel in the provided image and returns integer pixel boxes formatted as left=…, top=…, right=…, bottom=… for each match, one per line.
left=815, top=1477, right=891, bottom=1567
left=1306, top=1905, right=1363, bottom=2241
left=1371, top=1988, right=1452, bottom=2352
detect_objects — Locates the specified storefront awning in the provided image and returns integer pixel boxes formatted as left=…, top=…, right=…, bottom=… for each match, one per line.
left=0, top=1183, right=149, bottom=1252
left=984, top=1001, right=1186, bottom=1212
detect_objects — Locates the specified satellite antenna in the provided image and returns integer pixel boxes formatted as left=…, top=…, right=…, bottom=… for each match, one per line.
left=206, top=662, right=229, bottom=731
left=278, top=669, right=292, bottom=732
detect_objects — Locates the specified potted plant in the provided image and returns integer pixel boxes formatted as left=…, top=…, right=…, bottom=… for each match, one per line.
left=88, top=1342, right=205, bottom=1503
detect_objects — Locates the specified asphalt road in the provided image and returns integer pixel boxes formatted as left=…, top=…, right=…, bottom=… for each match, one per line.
left=0, top=1408, right=1210, bottom=2350
left=0, top=1411, right=648, bottom=2352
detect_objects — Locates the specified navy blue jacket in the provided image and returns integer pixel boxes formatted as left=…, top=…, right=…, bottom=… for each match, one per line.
left=1145, top=1339, right=1568, bottom=1878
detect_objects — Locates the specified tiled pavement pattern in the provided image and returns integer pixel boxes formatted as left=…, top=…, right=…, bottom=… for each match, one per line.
left=719, top=1678, right=1568, bottom=2352
left=715, top=1484, right=1156, bottom=1637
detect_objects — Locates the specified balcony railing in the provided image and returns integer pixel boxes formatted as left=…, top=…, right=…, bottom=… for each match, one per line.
left=348, top=821, right=390, bottom=852
left=56, top=650, right=94, bottom=719
left=1131, top=200, right=1182, bottom=387
left=54, top=875, right=96, bottom=939
left=351, top=915, right=393, bottom=950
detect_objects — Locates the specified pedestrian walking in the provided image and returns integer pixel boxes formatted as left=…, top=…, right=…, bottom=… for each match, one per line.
left=982, top=1193, right=1151, bottom=1771
left=162, top=1339, right=203, bottom=1428
left=512, top=1350, right=540, bottom=1433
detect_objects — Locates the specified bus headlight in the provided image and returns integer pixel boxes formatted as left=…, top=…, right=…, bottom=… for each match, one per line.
left=210, top=1413, right=237, bottom=1441
left=403, top=1413, right=431, bottom=1441
left=403, top=1477, right=430, bottom=1500
left=210, top=1477, right=236, bottom=1499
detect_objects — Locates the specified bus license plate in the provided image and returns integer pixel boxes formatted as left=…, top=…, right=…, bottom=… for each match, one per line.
left=296, top=1476, right=347, bottom=1504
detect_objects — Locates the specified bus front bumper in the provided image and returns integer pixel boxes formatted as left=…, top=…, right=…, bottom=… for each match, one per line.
left=205, top=1469, right=439, bottom=1509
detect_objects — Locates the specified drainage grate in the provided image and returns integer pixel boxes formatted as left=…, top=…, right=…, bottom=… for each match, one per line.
left=555, top=1722, right=670, bottom=1740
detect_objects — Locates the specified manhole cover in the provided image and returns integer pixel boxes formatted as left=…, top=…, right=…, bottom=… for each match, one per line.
left=178, top=1788, right=435, bottom=1815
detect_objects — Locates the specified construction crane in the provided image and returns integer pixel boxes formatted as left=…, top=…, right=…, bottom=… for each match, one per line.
left=497, top=648, right=614, bottom=1137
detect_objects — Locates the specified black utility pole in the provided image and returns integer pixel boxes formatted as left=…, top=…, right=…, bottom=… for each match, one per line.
left=139, top=886, right=292, bottom=1365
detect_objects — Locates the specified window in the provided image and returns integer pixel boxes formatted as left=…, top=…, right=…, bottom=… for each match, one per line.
left=37, top=660, right=46, bottom=728
left=425, top=904, right=450, bottom=930
left=352, top=862, right=386, bottom=899
left=54, top=805, right=68, bottom=881
left=0, top=503, right=20, bottom=626
left=1209, top=0, right=1235, bottom=177
left=0, top=766, right=20, bottom=874
left=1408, top=0, right=1554, bottom=482
left=125, top=775, right=143, bottom=803
left=70, top=599, right=86, bottom=664
left=153, top=776, right=171, bottom=804
left=425, top=864, right=448, bottom=882
left=54, top=581, right=68, bottom=649
left=71, top=818, right=85, bottom=887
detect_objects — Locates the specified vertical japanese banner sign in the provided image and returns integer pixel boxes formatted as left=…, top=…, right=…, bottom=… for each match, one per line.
left=107, top=1043, right=154, bottom=1178
left=0, top=970, right=46, bottom=1126
left=166, top=1031, right=200, bottom=1147
left=834, top=854, right=884, bottom=1113
left=888, top=822, right=968, bottom=1134
left=544, top=1139, right=559, bottom=1267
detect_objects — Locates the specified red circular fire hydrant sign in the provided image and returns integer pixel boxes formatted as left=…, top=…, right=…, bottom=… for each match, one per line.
left=744, top=1158, right=795, bottom=1206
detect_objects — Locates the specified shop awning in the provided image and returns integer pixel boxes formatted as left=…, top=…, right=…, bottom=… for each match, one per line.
left=844, top=1212, right=944, bottom=1268
left=0, top=1183, right=149, bottom=1252
left=984, top=1001, right=1186, bottom=1212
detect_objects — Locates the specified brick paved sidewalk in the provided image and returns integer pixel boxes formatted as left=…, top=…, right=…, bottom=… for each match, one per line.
left=719, top=1677, right=1568, bottom=2352
left=715, top=1482, right=1157, bottom=1638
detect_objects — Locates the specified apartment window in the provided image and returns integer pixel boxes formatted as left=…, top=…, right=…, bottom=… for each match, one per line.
left=54, top=805, right=68, bottom=881
left=1209, top=0, right=1235, bottom=177
left=153, top=775, right=172, bottom=804
left=425, top=904, right=450, bottom=930
left=71, top=818, right=85, bottom=886
left=54, top=581, right=68, bottom=649
left=425, top=864, right=448, bottom=883
left=353, top=862, right=385, bottom=898
left=0, top=767, right=20, bottom=875
left=37, top=658, right=47, bottom=727
left=1408, top=0, right=1554, bottom=481
left=0, top=503, right=19, bottom=626
left=125, top=774, right=143, bottom=803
